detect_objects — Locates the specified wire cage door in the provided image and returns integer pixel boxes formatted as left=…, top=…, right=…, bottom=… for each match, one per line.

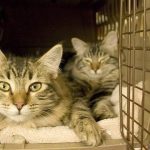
left=119, top=0, right=150, bottom=149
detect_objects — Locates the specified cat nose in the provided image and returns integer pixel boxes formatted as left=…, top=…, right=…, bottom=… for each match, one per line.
left=91, top=64, right=99, bottom=73
left=14, top=102, right=25, bottom=110
left=91, top=69, right=98, bottom=74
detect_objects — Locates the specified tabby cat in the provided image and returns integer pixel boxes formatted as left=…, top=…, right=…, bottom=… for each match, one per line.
left=64, top=31, right=119, bottom=121
left=0, top=44, right=72, bottom=129
left=0, top=44, right=103, bottom=146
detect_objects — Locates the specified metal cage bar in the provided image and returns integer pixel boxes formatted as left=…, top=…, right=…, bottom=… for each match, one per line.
left=120, top=0, right=150, bottom=149
left=96, top=0, right=150, bottom=149
left=95, top=0, right=120, bottom=41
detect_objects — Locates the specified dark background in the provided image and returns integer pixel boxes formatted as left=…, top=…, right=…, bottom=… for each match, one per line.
left=0, top=0, right=105, bottom=55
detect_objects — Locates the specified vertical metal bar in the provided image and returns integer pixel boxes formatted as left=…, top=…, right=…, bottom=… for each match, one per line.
left=119, top=0, right=123, bottom=136
left=126, top=0, right=131, bottom=142
left=141, top=0, right=146, bottom=149
left=131, top=0, right=136, bottom=147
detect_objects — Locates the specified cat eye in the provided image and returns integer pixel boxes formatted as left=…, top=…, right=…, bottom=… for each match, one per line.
left=84, top=58, right=92, bottom=64
left=98, top=55, right=110, bottom=63
left=29, top=82, right=42, bottom=92
left=0, top=82, right=10, bottom=92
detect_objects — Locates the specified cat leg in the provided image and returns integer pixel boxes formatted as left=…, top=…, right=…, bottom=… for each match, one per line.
left=70, top=98, right=104, bottom=146
left=91, top=97, right=117, bottom=121
left=0, top=117, right=27, bottom=144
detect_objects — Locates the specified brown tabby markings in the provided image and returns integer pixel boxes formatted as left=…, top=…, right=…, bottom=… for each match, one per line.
left=0, top=45, right=103, bottom=146
left=65, top=31, right=119, bottom=121
left=0, top=45, right=72, bottom=129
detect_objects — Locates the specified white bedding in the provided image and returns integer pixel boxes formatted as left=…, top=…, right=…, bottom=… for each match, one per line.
left=0, top=117, right=121, bottom=143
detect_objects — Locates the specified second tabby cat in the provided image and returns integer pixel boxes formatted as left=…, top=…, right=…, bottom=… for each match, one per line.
left=64, top=31, right=119, bottom=121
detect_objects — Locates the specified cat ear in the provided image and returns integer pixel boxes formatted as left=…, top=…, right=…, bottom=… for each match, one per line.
left=101, top=31, right=118, bottom=57
left=71, top=38, right=89, bottom=55
left=0, top=49, right=7, bottom=66
left=36, top=44, right=63, bottom=79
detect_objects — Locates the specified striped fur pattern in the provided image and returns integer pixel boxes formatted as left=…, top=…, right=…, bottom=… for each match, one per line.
left=65, top=31, right=119, bottom=121
left=0, top=45, right=103, bottom=146
left=0, top=45, right=72, bottom=129
left=70, top=96, right=103, bottom=146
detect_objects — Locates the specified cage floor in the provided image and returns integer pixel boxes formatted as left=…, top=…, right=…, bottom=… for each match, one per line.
left=0, top=139, right=126, bottom=150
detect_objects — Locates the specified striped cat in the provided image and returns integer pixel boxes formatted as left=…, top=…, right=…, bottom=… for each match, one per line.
left=0, top=44, right=103, bottom=146
left=64, top=31, right=119, bottom=121
left=0, top=44, right=72, bottom=129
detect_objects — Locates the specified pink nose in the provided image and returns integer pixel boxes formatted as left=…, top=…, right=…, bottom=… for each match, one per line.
left=14, top=102, right=25, bottom=110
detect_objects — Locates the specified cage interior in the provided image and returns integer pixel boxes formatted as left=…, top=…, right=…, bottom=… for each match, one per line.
left=0, top=0, right=149, bottom=150
left=0, top=0, right=105, bottom=54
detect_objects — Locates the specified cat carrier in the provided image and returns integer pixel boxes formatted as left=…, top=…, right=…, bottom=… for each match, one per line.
left=0, top=0, right=149, bottom=149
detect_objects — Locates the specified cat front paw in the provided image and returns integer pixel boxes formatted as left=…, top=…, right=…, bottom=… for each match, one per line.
left=93, top=102, right=117, bottom=120
left=75, top=118, right=103, bottom=146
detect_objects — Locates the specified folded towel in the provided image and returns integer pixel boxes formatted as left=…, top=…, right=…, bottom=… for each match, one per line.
left=0, top=117, right=121, bottom=144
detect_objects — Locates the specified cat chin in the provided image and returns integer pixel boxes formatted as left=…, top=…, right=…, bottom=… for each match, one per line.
left=8, top=115, right=29, bottom=123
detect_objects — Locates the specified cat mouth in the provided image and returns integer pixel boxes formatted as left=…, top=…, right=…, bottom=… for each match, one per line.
left=17, top=111, right=21, bottom=115
left=12, top=110, right=26, bottom=117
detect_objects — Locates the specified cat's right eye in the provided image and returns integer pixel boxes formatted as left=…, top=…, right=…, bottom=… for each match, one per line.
left=0, top=82, right=10, bottom=92
left=84, top=58, right=92, bottom=64
left=29, top=82, right=42, bottom=92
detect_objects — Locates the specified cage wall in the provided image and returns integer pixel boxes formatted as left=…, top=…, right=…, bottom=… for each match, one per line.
left=96, top=0, right=150, bottom=149
left=95, top=0, right=120, bottom=41
left=119, top=0, right=150, bottom=149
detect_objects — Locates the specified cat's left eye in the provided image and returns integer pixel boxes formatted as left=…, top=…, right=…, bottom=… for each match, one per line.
left=84, top=58, right=92, bottom=64
left=98, top=55, right=109, bottom=63
left=29, top=82, right=42, bottom=92
left=0, top=82, right=10, bottom=92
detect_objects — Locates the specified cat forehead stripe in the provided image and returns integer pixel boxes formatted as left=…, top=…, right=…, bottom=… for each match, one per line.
left=86, top=44, right=105, bottom=57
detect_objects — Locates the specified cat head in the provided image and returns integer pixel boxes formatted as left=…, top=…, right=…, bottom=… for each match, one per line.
left=0, top=44, right=63, bottom=123
left=71, top=31, right=118, bottom=80
left=71, top=31, right=118, bottom=57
